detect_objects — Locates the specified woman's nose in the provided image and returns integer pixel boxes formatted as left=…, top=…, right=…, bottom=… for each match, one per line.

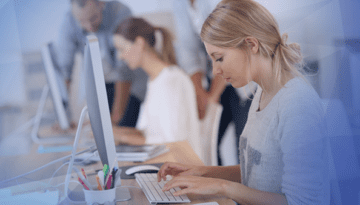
left=212, top=64, right=223, bottom=76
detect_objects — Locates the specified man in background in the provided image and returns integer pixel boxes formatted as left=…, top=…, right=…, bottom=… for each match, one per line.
left=172, top=0, right=253, bottom=165
left=55, top=0, right=147, bottom=127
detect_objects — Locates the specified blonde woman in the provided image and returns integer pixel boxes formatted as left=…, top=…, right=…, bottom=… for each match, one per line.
left=112, top=18, right=200, bottom=148
left=158, top=0, right=329, bottom=204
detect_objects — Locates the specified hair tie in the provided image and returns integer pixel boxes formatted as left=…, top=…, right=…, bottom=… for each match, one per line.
left=154, top=29, right=163, bottom=54
left=272, top=42, right=281, bottom=58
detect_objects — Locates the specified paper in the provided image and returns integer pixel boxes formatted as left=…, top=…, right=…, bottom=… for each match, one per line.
left=0, top=190, right=59, bottom=205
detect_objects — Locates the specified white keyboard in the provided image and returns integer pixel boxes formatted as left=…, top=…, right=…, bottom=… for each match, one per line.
left=135, top=173, right=191, bottom=204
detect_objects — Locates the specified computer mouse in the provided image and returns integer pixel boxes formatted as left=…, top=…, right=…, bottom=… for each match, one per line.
left=125, top=165, right=160, bottom=176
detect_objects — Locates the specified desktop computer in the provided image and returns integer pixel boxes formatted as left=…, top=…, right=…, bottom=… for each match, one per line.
left=63, top=35, right=130, bottom=203
left=3, top=42, right=74, bottom=144
left=83, top=35, right=117, bottom=168
left=29, top=43, right=74, bottom=144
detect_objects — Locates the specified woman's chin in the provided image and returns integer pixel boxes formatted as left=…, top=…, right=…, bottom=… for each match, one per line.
left=231, top=82, right=248, bottom=89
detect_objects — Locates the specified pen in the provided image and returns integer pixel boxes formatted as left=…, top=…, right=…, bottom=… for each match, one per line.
left=105, top=174, right=112, bottom=190
left=78, top=177, right=89, bottom=190
left=111, top=168, right=118, bottom=188
left=104, top=157, right=117, bottom=189
left=96, top=175, right=103, bottom=190
left=103, top=164, right=109, bottom=182
left=98, top=170, right=104, bottom=187
left=75, top=168, right=93, bottom=190
left=81, top=168, right=87, bottom=179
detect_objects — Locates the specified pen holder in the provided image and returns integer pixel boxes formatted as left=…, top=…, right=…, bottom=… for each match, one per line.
left=83, top=186, right=116, bottom=205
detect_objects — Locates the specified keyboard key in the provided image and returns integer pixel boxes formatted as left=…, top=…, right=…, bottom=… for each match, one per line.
left=135, top=173, right=190, bottom=203
left=169, top=188, right=183, bottom=201
left=145, top=181, right=162, bottom=201
left=174, top=186, right=190, bottom=201
left=136, top=177, right=155, bottom=201
left=152, top=181, right=169, bottom=202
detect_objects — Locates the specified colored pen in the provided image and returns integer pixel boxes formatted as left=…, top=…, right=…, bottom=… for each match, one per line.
left=103, top=164, right=109, bottom=182
left=111, top=169, right=117, bottom=188
left=75, top=168, right=92, bottom=190
left=96, top=175, right=103, bottom=190
left=103, top=157, right=117, bottom=189
left=105, top=174, right=112, bottom=190
left=81, top=168, right=87, bottom=179
left=78, top=177, right=89, bottom=190
left=112, top=168, right=119, bottom=188
left=98, top=171, right=104, bottom=187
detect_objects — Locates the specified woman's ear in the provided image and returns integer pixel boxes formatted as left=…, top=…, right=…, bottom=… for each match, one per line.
left=245, top=37, right=259, bottom=55
left=134, top=36, right=146, bottom=51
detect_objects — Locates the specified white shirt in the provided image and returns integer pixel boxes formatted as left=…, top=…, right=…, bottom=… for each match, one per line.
left=136, top=66, right=200, bottom=150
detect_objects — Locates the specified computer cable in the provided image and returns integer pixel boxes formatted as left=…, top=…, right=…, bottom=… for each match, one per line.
left=0, top=145, right=97, bottom=185
left=11, top=152, right=95, bottom=193
left=47, top=150, right=97, bottom=186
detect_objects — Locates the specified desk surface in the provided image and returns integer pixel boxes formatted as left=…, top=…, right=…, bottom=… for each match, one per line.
left=0, top=140, right=235, bottom=205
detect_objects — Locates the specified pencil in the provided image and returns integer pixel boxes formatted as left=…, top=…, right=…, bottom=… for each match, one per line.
left=81, top=168, right=87, bottom=179
left=78, top=177, right=89, bottom=190
left=96, top=175, right=103, bottom=190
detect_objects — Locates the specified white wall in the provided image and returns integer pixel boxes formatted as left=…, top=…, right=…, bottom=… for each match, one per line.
left=255, top=0, right=344, bottom=98
left=0, top=0, right=351, bottom=107
left=120, top=0, right=172, bottom=15
left=0, top=0, right=25, bottom=106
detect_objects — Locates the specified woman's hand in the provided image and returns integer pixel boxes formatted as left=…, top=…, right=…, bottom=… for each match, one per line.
left=162, top=175, right=228, bottom=196
left=157, top=162, right=207, bottom=182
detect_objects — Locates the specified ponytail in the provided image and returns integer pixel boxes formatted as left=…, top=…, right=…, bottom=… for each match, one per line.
left=154, top=27, right=177, bottom=65
left=272, top=33, right=304, bottom=85
left=115, top=17, right=177, bottom=66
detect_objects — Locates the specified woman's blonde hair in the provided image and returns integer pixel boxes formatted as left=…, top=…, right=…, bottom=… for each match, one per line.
left=200, top=0, right=305, bottom=86
left=115, top=17, right=177, bottom=65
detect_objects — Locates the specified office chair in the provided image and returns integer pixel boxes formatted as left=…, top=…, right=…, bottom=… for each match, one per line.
left=199, top=102, right=223, bottom=166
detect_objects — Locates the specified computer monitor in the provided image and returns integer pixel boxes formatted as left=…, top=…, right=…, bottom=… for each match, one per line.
left=42, top=42, right=70, bottom=130
left=63, top=35, right=127, bottom=202
left=29, top=43, right=73, bottom=144
left=83, top=35, right=117, bottom=167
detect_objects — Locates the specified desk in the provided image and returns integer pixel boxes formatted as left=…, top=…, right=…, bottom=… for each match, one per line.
left=0, top=140, right=235, bottom=205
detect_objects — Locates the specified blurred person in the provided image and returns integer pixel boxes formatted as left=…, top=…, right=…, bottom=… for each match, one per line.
left=172, top=0, right=253, bottom=165
left=55, top=0, right=147, bottom=128
left=112, top=18, right=200, bottom=148
left=158, top=0, right=329, bottom=204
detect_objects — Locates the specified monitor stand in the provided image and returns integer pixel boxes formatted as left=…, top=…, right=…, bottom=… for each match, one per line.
left=3, top=85, right=73, bottom=144
left=64, top=106, right=130, bottom=202
left=31, top=85, right=73, bottom=144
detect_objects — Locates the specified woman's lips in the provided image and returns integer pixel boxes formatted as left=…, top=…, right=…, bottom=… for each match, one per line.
left=224, top=77, right=231, bottom=82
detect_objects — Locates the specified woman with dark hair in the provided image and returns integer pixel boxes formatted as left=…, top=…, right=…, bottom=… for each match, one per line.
left=111, top=18, right=201, bottom=152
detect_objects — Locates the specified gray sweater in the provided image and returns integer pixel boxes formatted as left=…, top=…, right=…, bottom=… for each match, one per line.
left=240, top=78, right=330, bottom=204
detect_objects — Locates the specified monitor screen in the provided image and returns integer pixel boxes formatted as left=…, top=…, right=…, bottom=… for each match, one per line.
left=41, top=43, right=70, bottom=130
left=84, top=35, right=118, bottom=168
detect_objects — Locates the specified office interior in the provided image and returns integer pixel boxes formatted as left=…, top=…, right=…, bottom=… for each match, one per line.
left=0, top=0, right=359, bottom=204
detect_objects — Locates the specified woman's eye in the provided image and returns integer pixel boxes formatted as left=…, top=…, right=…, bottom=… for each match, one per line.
left=216, top=57, right=223, bottom=62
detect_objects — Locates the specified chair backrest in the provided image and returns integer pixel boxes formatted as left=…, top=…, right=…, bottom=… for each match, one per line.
left=199, top=102, right=223, bottom=166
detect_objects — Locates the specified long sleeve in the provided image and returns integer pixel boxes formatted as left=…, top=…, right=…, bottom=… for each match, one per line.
left=239, top=78, right=330, bottom=205
left=171, top=0, right=206, bottom=75
left=279, top=86, right=330, bottom=205
left=54, top=12, right=78, bottom=81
